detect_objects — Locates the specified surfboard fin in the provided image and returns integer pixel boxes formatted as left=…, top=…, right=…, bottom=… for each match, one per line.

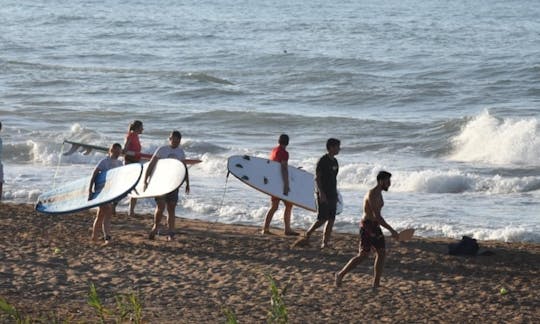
left=62, top=143, right=81, bottom=156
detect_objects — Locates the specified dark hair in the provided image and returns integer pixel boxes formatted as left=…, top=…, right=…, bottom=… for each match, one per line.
left=326, top=138, right=340, bottom=150
left=170, top=130, right=182, bottom=139
left=111, top=142, right=122, bottom=150
left=278, top=134, right=289, bottom=145
left=377, top=171, right=392, bottom=181
left=129, top=120, right=143, bottom=132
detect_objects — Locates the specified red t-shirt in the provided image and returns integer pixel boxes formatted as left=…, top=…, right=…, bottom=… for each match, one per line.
left=270, top=145, right=289, bottom=163
left=125, top=132, right=141, bottom=153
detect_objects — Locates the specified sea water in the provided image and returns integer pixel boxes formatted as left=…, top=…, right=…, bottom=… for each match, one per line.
left=1, top=0, right=539, bottom=242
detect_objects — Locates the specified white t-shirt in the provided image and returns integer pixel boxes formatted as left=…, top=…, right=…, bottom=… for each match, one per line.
left=96, top=157, right=123, bottom=172
left=153, top=145, right=185, bottom=160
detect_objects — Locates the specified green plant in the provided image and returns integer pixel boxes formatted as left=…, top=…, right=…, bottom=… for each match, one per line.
left=0, top=297, right=31, bottom=324
left=115, top=292, right=143, bottom=324
left=223, top=307, right=239, bottom=324
left=88, top=283, right=110, bottom=323
left=266, top=274, right=290, bottom=324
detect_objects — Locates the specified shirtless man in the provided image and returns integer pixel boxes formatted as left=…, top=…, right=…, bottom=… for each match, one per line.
left=335, top=171, right=398, bottom=288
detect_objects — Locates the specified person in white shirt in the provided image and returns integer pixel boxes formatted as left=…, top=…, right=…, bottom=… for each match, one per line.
left=88, top=143, right=123, bottom=243
left=145, top=131, right=190, bottom=241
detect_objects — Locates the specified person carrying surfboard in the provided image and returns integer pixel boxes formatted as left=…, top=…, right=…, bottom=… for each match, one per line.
left=334, top=171, right=399, bottom=288
left=88, top=143, right=123, bottom=243
left=295, top=138, right=341, bottom=249
left=123, top=120, right=144, bottom=217
left=261, top=134, right=299, bottom=236
left=145, top=130, right=190, bottom=241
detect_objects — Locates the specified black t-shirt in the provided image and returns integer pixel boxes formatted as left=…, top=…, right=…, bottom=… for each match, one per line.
left=316, top=153, right=338, bottom=199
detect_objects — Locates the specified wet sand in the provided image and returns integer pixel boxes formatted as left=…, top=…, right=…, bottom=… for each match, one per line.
left=0, top=202, right=538, bottom=323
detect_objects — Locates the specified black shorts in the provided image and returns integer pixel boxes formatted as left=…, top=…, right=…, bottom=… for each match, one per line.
left=359, top=220, right=385, bottom=253
left=317, top=197, right=337, bottom=222
left=155, top=188, right=179, bottom=204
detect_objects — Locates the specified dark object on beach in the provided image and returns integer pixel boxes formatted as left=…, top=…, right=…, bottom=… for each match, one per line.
left=448, top=236, right=479, bottom=256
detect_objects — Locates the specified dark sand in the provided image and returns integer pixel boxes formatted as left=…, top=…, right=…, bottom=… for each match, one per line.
left=1, top=203, right=538, bottom=323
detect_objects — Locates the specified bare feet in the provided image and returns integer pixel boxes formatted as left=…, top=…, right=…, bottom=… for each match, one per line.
left=261, top=229, right=271, bottom=235
left=320, top=242, right=333, bottom=250
left=334, top=272, right=343, bottom=287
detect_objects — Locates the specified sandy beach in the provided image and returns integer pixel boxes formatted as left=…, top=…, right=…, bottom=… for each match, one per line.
left=0, top=202, right=538, bottom=323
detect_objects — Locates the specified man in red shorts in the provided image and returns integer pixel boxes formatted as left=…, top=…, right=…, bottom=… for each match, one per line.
left=261, top=134, right=298, bottom=236
left=335, top=171, right=398, bottom=288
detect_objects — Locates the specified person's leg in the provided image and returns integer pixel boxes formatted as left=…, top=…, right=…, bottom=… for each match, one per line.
left=128, top=198, right=137, bottom=217
left=262, top=198, right=279, bottom=234
left=321, top=218, right=335, bottom=248
left=335, top=251, right=370, bottom=287
left=149, top=200, right=165, bottom=239
left=101, top=204, right=113, bottom=241
left=305, top=219, right=324, bottom=238
left=166, top=200, right=176, bottom=240
left=92, top=208, right=105, bottom=241
left=0, top=182, right=3, bottom=201
left=373, top=248, right=386, bottom=287
left=283, top=202, right=297, bottom=235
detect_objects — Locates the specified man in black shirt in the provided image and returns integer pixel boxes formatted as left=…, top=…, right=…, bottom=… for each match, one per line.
left=295, top=138, right=341, bottom=249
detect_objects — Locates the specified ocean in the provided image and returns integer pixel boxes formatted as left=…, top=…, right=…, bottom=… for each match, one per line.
left=1, top=0, right=539, bottom=242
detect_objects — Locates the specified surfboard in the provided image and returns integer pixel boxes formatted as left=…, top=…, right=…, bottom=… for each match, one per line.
left=227, top=155, right=317, bottom=211
left=35, top=163, right=143, bottom=214
left=130, top=158, right=187, bottom=198
left=62, top=140, right=202, bottom=165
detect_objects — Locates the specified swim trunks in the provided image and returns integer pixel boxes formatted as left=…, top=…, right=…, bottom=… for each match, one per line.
left=359, top=219, right=385, bottom=253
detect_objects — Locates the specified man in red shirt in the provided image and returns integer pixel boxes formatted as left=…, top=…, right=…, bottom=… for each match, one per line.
left=261, top=134, right=299, bottom=236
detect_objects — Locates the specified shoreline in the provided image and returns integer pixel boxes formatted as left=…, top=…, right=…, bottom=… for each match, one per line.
left=1, top=202, right=539, bottom=322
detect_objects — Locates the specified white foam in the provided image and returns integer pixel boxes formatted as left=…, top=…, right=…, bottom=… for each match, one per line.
left=449, top=110, right=540, bottom=166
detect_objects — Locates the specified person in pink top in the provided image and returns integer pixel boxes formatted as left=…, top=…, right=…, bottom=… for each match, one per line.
left=261, top=134, right=298, bottom=236
left=123, top=120, right=144, bottom=216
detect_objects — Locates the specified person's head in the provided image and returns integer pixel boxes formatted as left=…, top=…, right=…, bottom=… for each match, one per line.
left=278, top=134, right=289, bottom=146
left=376, top=171, right=392, bottom=191
left=129, top=120, right=143, bottom=133
left=109, top=143, right=122, bottom=159
left=169, top=130, right=182, bottom=148
left=326, top=138, right=341, bottom=156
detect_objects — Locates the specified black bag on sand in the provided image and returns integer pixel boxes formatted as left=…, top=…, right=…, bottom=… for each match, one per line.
left=448, top=236, right=479, bottom=256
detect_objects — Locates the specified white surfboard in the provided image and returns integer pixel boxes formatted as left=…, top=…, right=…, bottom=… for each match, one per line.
left=130, top=158, right=187, bottom=198
left=227, top=155, right=317, bottom=211
left=63, top=140, right=202, bottom=165
left=35, top=163, right=142, bottom=214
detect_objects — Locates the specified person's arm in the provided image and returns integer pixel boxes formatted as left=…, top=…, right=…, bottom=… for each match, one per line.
left=88, top=166, right=100, bottom=200
left=144, top=154, right=159, bottom=191
left=280, top=160, right=290, bottom=195
left=315, top=159, right=327, bottom=202
left=184, top=167, right=190, bottom=194
left=123, top=134, right=132, bottom=156
left=370, top=191, right=398, bottom=238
